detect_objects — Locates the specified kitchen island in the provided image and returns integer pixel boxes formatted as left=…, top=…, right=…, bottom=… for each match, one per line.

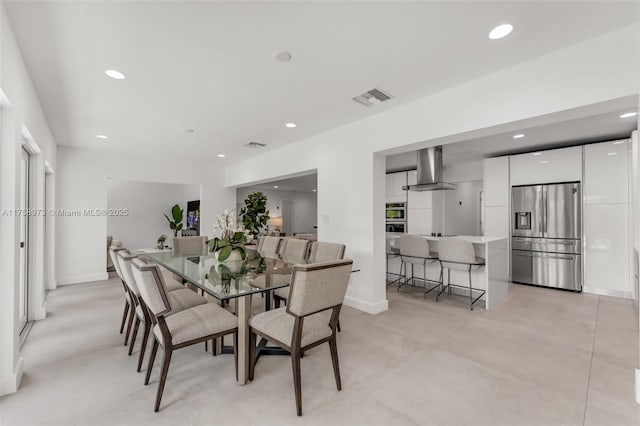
left=387, top=235, right=509, bottom=309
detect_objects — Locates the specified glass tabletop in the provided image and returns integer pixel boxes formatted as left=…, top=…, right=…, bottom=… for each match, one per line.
left=142, top=249, right=308, bottom=301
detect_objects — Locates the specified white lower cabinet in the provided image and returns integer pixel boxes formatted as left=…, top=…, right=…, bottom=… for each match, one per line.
left=584, top=203, right=630, bottom=294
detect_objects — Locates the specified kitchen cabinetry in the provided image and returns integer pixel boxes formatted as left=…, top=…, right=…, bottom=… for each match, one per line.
left=386, top=171, right=407, bottom=203
left=483, top=157, right=509, bottom=239
left=510, top=146, right=582, bottom=186
left=583, top=139, right=631, bottom=297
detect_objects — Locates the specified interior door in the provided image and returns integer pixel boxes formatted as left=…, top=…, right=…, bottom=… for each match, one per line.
left=18, top=147, right=30, bottom=333
left=544, top=183, right=581, bottom=239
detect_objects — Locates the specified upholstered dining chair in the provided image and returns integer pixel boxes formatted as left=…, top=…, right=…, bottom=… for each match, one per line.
left=109, top=243, right=130, bottom=337
left=117, top=251, right=208, bottom=372
left=131, top=257, right=239, bottom=412
left=172, top=236, right=208, bottom=256
left=272, top=239, right=310, bottom=308
left=435, top=238, right=486, bottom=310
left=308, top=241, right=346, bottom=263
left=258, top=235, right=282, bottom=257
left=396, top=234, right=440, bottom=297
left=248, top=258, right=353, bottom=416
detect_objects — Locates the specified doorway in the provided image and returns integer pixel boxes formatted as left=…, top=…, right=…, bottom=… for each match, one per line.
left=18, top=147, right=30, bottom=334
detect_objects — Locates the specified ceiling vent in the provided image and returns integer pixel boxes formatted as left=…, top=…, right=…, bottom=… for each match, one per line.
left=353, top=88, right=392, bottom=107
left=246, top=141, right=267, bottom=149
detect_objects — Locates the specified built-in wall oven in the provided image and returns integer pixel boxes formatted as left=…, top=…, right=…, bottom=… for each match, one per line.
left=386, top=202, right=407, bottom=233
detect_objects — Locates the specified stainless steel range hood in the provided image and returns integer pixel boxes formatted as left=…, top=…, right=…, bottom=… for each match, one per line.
left=402, top=146, right=457, bottom=191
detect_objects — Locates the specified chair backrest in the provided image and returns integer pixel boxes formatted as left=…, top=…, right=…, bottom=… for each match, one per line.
left=438, top=238, right=476, bottom=269
left=117, top=250, right=140, bottom=296
left=131, top=257, right=172, bottom=317
left=308, top=242, right=345, bottom=263
left=282, top=238, right=310, bottom=260
left=287, top=258, right=353, bottom=317
left=172, top=236, right=208, bottom=257
left=398, top=234, right=430, bottom=258
left=259, top=236, right=281, bottom=257
left=109, top=245, right=126, bottom=280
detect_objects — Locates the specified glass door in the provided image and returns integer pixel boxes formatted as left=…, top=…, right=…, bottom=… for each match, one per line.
left=19, top=147, right=30, bottom=333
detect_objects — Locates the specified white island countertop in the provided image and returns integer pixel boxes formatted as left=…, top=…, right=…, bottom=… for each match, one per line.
left=420, top=235, right=506, bottom=244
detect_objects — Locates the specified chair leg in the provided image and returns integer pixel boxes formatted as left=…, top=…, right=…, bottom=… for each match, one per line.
left=120, top=301, right=130, bottom=334
left=233, top=332, right=238, bottom=382
left=328, top=336, right=342, bottom=391
left=145, top=339, right=159, bottom=385
left=205, top=340, right=208, bottom=352
left=128, top=317, right=140, bottom=356
left=212, top=338, right=217, bottom=357
left=249, top=330, right=256, bottom=381
left=123, top=305, right=135, bottom=346
left=291, top=349, right=303, bottom=416
left=137, top=321, right=151, bottom=372
left=337, top=320, right=341, bottom=333
left=274, top=296, right=281, bottom=309
left=468, top=268, right=473, bottom=311
left=154, top=347, right=173, bottom=412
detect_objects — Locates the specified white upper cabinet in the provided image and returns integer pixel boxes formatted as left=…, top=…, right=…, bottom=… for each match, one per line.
left=510, top=146, right=582, bottom=186
left=584, top=139, right=629, bottom=204
left=386, top=171, right=407, bottom=202
left=483, top=157, right=509, bottom=207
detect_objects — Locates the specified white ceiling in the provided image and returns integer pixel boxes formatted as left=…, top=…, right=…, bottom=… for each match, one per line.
left=386, top=100, right=639, bottom=170
left=6, top=1, right=640, bottom=162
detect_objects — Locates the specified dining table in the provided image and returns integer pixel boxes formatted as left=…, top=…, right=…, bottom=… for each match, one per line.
left=141, top=248, right=307, bottom=385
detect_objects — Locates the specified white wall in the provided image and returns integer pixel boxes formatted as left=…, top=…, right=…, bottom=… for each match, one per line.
left=443, top=180, right=483, bottom=236
left=107, top=180, right=201, bottom=250
left=225, top=25, right=639, bottom=314
left=236, top=187, right=317, bottom=235
left=56, top=146, right=234, bottom=285
left=0, top=1, right=57, bottom=395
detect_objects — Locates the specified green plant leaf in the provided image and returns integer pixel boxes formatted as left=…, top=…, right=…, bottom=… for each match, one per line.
left=218, top=245, right=232, bottom=261
left=236, top=246, right=247, bottom=260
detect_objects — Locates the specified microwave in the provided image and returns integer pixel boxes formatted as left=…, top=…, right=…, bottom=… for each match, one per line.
left=386, top=202, right=406, bottom=220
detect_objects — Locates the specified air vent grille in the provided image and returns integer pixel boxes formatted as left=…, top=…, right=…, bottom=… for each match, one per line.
left=353, top=88, right=392, bottom=107
left=246, top=141, right=267, bottom=149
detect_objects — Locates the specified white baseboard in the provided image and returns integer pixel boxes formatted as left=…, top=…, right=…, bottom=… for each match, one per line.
left=583, top=286, right=633, bottom=300
left=343, top=296, right=388, bottom=314
left=57, top=272, right=109, bottom=286
left=0, top=357, right=23, bottom=396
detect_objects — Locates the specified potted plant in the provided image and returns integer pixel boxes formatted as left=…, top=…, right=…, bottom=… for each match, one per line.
left=239, top=192, right=270, bottom=240
left=157, top=234, right=167, bottom=249
left=208, top=209, right=247, bottom=263
left=164, top=204, right=184, bottom=237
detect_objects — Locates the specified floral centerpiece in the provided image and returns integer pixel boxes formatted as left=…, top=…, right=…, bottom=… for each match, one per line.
left=208, top=209, right=248, bottom=262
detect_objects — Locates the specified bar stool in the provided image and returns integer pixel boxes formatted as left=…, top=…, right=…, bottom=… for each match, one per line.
left=397, top=235, right=440, bottom=295
left=386, top=237, right=402, bottom=287
left=435, top=238, right=486, bottom=310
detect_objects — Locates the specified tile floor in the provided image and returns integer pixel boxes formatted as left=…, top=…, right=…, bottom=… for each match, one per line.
left=1, top=276, right=639, bottom=426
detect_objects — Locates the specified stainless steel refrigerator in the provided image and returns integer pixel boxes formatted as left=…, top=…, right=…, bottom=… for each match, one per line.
left=511, top=182, right=582, bottom=291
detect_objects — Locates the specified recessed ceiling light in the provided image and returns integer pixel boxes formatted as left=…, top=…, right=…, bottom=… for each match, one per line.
left=285, top=122, right=297, bottom=128
left=513, top=134, right=525, bottom=139
left=273, top=185, right=279, bottom=189
left=96, top=134, right=108, bottom=139
left=105, top=69, right=126, bottom=80
left=532, top=152, right=542, bottom=156
left=183, top=128, right=195, bottom=133
left=489, top=24, right=513, bottom=40
left=273, top=50, right=292, bottom=62
left=620, top=112, right=637, bottom=118
left=540, top=160, right=549, bottom=164
left=613, top=141, right=626, bottom=145
left=608, top=152, right=618, bottom=156
left=217, top=154, right=225, bottom=158
left=312, top=189, right=317, bottom=192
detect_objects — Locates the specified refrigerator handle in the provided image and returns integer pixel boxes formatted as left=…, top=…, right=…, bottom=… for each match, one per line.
left=542, top=186, right=547, bottom=236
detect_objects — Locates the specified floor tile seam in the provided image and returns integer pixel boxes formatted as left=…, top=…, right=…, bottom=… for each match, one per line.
left=582, top=296, right=600, bottom=426
left=432, top=347, right=591, bottom=405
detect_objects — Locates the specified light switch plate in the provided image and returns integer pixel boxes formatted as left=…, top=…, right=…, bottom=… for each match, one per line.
left=321, top=214, right=329, bottom=224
